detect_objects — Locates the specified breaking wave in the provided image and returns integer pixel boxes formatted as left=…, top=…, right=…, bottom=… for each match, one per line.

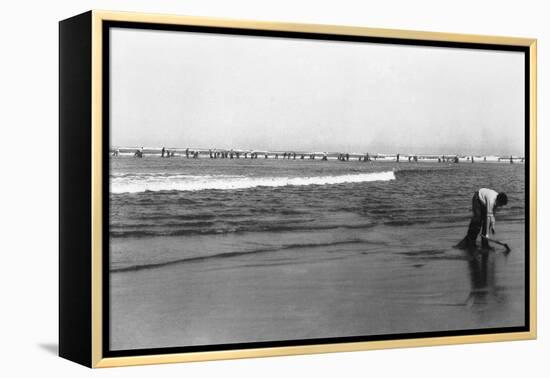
left=110, top=171, right=395, bottom=194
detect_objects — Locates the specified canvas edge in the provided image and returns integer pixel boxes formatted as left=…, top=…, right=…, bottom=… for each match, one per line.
left=58, top=10, right=93, bottom=368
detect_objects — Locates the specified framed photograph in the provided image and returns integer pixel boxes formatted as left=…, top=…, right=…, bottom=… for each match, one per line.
left=59, top=10, right=537, bottom=368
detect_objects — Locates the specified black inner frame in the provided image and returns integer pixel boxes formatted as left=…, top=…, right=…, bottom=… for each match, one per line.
left=102, top=20, right=531, bottom=358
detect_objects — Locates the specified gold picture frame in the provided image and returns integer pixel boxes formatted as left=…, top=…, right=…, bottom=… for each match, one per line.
left=59, top=10, right=537, bottom=368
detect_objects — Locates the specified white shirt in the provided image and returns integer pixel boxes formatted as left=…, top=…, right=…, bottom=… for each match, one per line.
left=478, top=188, right=498, bottom=233
left=478, top=188, right=498, bottom=216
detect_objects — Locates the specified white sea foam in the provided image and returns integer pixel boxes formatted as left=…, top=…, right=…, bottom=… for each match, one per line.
left=111, top=171, right=396, bottom=194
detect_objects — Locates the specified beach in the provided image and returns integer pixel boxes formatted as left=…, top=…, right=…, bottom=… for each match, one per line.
left=110, top=220, right=524, bottom=350
left=109, top=158, right=526, bottom=351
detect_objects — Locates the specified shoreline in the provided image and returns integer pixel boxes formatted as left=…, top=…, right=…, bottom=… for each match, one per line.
left=109, top=220, right=525, bottom=351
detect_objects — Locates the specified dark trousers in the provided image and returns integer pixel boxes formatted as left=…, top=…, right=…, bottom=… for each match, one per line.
left=458, top=192, right=489, bottom=249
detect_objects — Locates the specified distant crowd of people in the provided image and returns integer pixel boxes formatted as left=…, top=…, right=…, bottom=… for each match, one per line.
left=110, top=148, right=524, bottom=164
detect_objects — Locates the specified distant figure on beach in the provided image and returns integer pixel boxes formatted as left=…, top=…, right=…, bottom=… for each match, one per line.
left=396, top=153, right=400, bottom=163
left=134, top=148, right=143, bottom=158
left=161, top=147, right=165, bottom=158
left=456, top=188, right=508, bottom=250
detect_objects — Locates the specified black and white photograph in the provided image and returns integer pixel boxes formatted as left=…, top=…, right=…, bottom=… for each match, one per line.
left=107, top=25, right=528, bottom=352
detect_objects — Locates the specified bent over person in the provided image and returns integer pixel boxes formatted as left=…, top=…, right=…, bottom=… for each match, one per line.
left=457, top=188, right=508, bottom=250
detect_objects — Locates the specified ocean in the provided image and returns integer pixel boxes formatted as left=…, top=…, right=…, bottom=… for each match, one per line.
left=108, top=157, right=526, bottom=350
left=109, top=158, right=525, bottom=272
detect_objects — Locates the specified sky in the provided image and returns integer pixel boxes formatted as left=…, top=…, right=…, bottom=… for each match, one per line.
left=110, top=27, right=525, bottom=156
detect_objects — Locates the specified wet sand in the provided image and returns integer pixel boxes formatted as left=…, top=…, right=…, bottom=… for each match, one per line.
left=110, top=220, right=525, bottom=351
